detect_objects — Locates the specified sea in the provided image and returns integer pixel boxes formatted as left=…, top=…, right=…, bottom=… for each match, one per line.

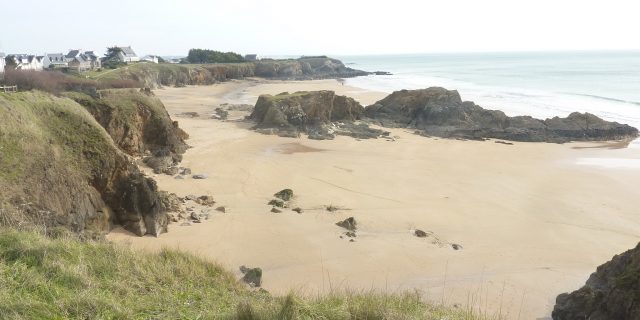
left=336, top=51, right=640, bottom=149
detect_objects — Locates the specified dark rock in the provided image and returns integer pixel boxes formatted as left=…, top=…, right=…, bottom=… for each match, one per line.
left=163, top=166, right=179, bottom=175
left=254, top=57, right=369, bottom=80
left=451, top=244, right=463, bottom=250
left=349, top=239, right=355, bottom=242
left=196, top=195, right=216, bottom=206
left=274, top=189, right=294, bottom=201
left=214, top=108, right=229, bottom=120
left=345, top=231, right=356, bottom=238
left=192, top=174, right=208, bottom=179
left=336, top=217, right=357, bottom=231
left=250, top=91, right=385, bottom=140
left=268, top=199, right=285, bottom=208
left=495, top=140, right=514, bottom=145
left=415, top=229, right=428, bottom=238
left=239, top=266, right=262, bottom=287
left=185, top=194, right=197, bottom=201
left=365, top=87, right=639, bottom=143
left=270, top=207, right=282, bottom=213
left=215, top=206, right=226, bottom=213
left=180, top=168, right=192, bottom=175
left=292, top=207, right=303, bottom=214
left=373, top=71, right=392, bottom=75
left=552, top=243, right=640, bottom=320
left=190, top=212, right=200, bottom=221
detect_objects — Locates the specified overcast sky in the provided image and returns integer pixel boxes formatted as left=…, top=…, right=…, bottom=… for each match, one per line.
left=2, top=0, right=640, bottom=56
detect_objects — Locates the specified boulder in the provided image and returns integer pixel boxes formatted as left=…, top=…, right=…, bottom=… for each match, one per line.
left=336, top=217, right=357, bottom=231
left=415, top=229, right=428, bottom=238
left=274, top=189, right=294, bottom=201
left=239, top=266, right=263, bottom=287
left=365, top=87, right=639, bottom=143
left=215, top=206, right=226, bottom=213
left=552, top=243, right=640, bottom=319
left=195, top=195, right=216, bottom=206
left=250, top=91, right=385, bottom=139
left=268, top=199, right=285, bottom=208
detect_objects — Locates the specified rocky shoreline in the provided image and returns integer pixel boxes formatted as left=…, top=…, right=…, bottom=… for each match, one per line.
left=247, top=87, right=639, bottom=143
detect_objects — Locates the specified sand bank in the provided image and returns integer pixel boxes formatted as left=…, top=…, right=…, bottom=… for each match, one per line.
left=108, top=79, right=640, bottom=319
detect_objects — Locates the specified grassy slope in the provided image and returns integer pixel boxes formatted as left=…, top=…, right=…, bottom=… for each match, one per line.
left=0, top=230, right=483, bottom=320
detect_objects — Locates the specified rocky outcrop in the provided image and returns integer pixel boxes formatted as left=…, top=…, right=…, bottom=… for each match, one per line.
left=66, top=89, right=189, bottom=175
left=254, top=57, right=369, bottom=80
left=0, top=91, right=168, bottom=237
left=553, top=243, right=640, bottom=319
left=102, top=57, right=371, bottom=89
left=365, top=87, right=639, bottom=143
left=250, top=91, right=387, bottom=140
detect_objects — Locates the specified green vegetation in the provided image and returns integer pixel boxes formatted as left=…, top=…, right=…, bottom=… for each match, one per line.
left=102, top=47, right=127, bottom=69
left=187, top=49, right=246, bottom=63
left=0, top=229, right=485, bottom=319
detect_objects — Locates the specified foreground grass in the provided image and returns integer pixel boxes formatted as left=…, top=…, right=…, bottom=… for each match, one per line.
left=0, top=230, right=486, bottom=319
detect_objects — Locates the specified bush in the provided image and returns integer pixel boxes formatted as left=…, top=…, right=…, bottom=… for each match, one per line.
left=187, top=48, right=246, bottom=63
left=3, top=70, right=141, bottom=95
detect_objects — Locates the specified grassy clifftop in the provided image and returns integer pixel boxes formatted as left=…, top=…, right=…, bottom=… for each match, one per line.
left=0, top=230, right=483, bottom=319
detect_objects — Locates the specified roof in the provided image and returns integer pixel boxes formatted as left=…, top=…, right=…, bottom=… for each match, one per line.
left=46, top=53, right=65, bottom=59
left=66, top=50, right=80, bottom=58
left=118, top=46, right=137, bottom=57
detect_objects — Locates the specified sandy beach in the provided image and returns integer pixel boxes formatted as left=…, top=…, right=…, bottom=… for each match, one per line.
left=108, top=79, right=640, bottom=319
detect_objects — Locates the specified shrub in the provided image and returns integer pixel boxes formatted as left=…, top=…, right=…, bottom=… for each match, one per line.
left=3, top=70, right=141, bottom=95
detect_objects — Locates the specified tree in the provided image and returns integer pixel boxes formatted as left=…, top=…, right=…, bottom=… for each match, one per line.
left=186, top=49, right=245, bottom=64
left=102, top=47, right=125, bottom=69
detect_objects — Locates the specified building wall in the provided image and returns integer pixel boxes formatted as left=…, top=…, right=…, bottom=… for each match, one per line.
left=0, top=59, right=5, bottom=74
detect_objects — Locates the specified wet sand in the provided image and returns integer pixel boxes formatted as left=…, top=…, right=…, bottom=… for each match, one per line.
left=108, top=79, right=640, bottom=319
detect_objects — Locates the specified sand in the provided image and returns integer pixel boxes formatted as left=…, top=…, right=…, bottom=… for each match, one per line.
left=108, top=79, right=640, bottom=319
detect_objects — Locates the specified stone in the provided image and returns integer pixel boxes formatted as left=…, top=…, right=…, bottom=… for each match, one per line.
left=215, top=206, right=226, bottom=213
left=345, top=231, right=356, bottom=238
left=192, top=174, right=208, bottom=179
left=163, top=166, right=179, bottom=175
left=336, top=217, right=357, bottom=231
left=181, top=168, right=192, bottom=175
left=451, top=244, right=463, bottom=250
left=292, top=207, right=303, bottom=214
left=185, top=194, right=197, bottom=201
left=415, top=229, right=428, bottom=238
left=190, top=212, right=200, bottom=221
left=270, top=207, right=282, bottom=213
left=268, top=199, right=285, bottom=208
left=239, top=266, right=262, bottom=287
left=196, top=195, right=216, bottom=206
left=552, top=243, right=640, bottom=319
left=274, top=189, right=294, bottom=201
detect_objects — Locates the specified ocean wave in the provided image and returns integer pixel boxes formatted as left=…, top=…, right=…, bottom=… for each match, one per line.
left=565, top=93, right=640, bottom=106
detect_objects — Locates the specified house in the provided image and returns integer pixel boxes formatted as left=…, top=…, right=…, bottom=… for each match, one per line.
left=0, top=53, right=5, bottom=74
left=6, top=54, right=43, bottom=71
left=244, top=54, right=258, bottom=61
left=43, top=53, right=68, bottom=69
left=141, top=55, right=159, bottom=64
left=65, top=50, right=101, bottom=71
left=116, top=46, right=139, bottom=63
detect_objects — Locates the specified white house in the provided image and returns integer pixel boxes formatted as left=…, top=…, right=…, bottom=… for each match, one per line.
left=43, top=53, right=68, bottom=69
left=7, top=55, right=43, bottom=71
left=141, top=55, right=159, bottom=63
left=116, top=46, right=139, bottom=63
left=65, top=50, right=101, bottom=71
left=0, top=53, right=6, bottom=74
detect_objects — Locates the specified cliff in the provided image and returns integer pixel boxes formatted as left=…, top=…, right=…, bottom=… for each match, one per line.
left=365, top=87, right=639, bottom=142
left=250, top=91, right=387, bottom=140
left=96, top=57, right=370, bottom=89
left=553, top=243, right=640, bottom=319
left=0, top=91, right=174, bottom=237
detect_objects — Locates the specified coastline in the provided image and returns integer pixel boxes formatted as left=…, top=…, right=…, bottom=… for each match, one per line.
left=108, top=79, right=640, bottom=319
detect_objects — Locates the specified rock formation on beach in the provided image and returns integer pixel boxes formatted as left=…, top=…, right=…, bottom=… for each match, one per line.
left=250, top=91, right=388, bottom=140
left=552, top=243, right=640, bottom=319
left=365, top=87, right=639, bottom=143
left=254, top=57, right=369, bottom=80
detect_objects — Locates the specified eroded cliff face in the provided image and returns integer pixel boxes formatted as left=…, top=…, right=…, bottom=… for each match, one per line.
left=103, top=57, right=370, bottom=89
left=553, top=243, right=640, bottom=320
left=0, top=91, right=171, bottom=237
left=249, top=91, right=387, bottom=139
left=365, top=87, right=639, bottom=142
